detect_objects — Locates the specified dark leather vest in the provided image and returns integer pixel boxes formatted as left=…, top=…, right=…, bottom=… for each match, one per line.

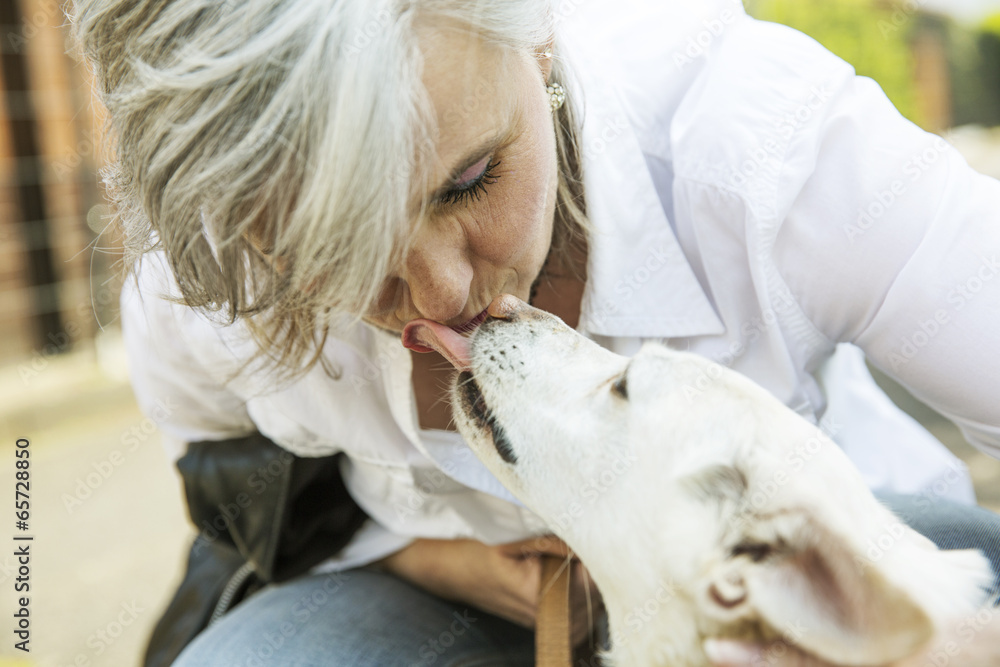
left=143, top=432, right=367, bottom=666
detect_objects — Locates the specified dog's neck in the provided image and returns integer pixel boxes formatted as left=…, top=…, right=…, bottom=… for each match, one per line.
left=599, top=591, right=706, bottom=667
left=580, top=548, right=710, bottom=667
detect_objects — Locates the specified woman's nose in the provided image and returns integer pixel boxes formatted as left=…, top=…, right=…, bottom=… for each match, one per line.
left=403, top=229, right=473, bottom=322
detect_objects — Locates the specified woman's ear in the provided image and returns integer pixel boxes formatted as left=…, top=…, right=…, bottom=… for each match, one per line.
left=535, top=39, right=555, bottom=83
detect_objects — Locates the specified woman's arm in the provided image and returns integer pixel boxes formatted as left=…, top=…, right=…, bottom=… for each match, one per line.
left=376, top=536, right=600, bottom=648
left=771, top=70, right=1000, bottom=460
left=669, top=16, right=1000, bottom=456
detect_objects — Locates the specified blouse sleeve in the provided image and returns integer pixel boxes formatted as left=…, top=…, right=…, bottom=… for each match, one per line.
left=120, top=253, right=256, bottom=462
left=771, top=70, right=1000, bottom=459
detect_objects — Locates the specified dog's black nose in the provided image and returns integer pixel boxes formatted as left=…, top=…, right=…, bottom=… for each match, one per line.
left=487, top=294, right=527, bottom=321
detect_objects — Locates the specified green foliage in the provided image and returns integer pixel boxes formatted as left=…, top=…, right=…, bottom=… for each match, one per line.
left=747, top=0, right=921, bottom=126
left=966, top=15, right=1000, bottom=126
left=982, top=12, right=1000, bottom=36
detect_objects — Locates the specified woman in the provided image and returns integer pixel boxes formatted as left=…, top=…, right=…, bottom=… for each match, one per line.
left=71, top=0, right=1000, bottom=665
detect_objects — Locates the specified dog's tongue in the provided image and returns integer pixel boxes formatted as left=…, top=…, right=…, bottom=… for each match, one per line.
left=402, top=319, right=472, bottom=371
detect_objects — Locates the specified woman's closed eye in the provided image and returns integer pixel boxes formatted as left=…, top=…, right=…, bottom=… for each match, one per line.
left=437, top=156, right=502, bottom=207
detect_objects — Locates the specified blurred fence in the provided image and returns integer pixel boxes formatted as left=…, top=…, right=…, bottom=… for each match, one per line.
left=0, top=0, right=117, bottom=372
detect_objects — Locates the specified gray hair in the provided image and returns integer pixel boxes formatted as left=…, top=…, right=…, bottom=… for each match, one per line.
left=70, top=0, right=590, bottom=378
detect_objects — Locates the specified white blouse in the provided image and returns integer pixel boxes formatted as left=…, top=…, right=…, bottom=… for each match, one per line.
left=121, top=0, right=1000, bottom=571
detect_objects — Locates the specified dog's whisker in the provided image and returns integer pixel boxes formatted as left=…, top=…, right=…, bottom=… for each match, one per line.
left=444, top=414, right=460, bottom=430
left=427, top=394, right=454, bottom=413
left=580, top=561, right=597, bottom=652
left=429, top=361, right=459, bottom=373
left=538, top=554, right=573, bottom=599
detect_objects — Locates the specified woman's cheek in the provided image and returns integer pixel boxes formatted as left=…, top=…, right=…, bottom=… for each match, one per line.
left=462, top=176, right=545, bottom=265
left=461, top=198, right=522, bottom=266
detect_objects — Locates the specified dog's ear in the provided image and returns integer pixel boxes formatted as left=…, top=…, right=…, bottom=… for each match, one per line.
left=702, top=509, right=934, bottom=665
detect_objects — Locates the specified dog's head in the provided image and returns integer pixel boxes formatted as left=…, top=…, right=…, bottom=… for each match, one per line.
left=404, top=295, right=993, bottom=666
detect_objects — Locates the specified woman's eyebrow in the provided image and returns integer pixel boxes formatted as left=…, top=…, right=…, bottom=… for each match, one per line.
left=428, top=132, right=506, bottom=202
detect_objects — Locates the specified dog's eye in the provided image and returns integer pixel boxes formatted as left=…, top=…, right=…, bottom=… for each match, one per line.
left=730, top=541, right=773, bottom=562
left=611, top=372, right=628, bottom=400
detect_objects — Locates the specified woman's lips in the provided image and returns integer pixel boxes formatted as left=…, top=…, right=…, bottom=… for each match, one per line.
left=449, top=309, right=488, bottom=334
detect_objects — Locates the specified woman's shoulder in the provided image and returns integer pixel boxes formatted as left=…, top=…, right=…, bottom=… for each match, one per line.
left=563, top=4, right=857, bottom=186
left=668, top=18, right=856, bottom=188
left=123, top=250, right=379, bottom=396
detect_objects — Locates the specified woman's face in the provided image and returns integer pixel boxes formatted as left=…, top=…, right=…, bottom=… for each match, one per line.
left=363, top=25, right=558, bottom=335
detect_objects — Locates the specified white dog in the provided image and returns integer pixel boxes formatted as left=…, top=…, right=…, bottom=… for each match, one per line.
left=403, top=294, right=1000, bottom=667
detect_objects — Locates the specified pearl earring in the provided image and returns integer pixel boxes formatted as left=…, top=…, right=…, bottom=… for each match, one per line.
left=547, top=82, right=565, bottom=112
left=541, top=49, right=564, bottom=112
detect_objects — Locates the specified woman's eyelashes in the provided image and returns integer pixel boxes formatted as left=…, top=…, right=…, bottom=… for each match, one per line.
left=437, top=158, right=502, bottom=207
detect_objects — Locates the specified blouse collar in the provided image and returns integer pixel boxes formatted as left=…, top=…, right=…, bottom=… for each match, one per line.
left=560, top=3, right=729, bottom=339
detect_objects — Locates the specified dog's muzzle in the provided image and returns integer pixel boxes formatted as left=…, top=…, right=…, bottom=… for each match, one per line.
left=402, top=295, right=536, bottom=465
left=456, top=370, right=517, bottom=464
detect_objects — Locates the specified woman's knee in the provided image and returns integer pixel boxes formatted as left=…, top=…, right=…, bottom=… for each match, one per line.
left=877, top=491, right=1000, bottom=597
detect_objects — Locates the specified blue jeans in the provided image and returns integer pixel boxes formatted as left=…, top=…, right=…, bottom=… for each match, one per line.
left=173, top=494, right=1000, bottom=666
left=172, top=566, right=536, bottom=666
left=877, top=492, right=1000, bottom=598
